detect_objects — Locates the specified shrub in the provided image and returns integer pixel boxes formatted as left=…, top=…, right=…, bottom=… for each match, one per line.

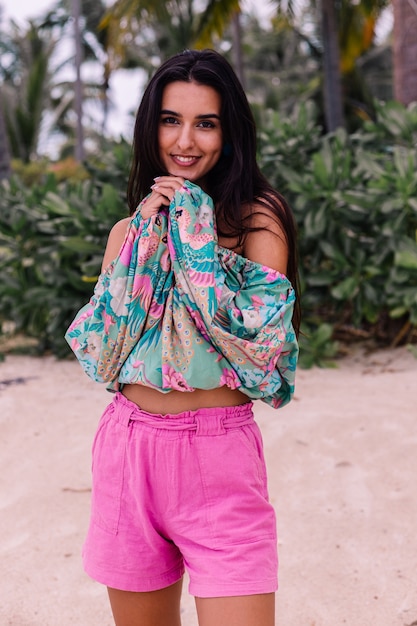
left=258, top=100, right=417, bottom=354
left=0, top=141, right=131, bottom=356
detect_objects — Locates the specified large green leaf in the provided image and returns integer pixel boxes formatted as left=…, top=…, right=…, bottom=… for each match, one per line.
left=331, top=275, right=358, bottom=300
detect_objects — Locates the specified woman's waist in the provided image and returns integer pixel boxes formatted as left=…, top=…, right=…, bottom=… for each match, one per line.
left=121, top=383, right=249, bottom=415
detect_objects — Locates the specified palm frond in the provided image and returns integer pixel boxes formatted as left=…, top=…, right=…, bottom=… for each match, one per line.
left=194, top=0, right=241, bottom=48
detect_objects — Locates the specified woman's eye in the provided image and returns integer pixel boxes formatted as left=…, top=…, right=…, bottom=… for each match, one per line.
left=161, top=117, right=178, bottom=125
left=198, top=120, right=215, bottom=129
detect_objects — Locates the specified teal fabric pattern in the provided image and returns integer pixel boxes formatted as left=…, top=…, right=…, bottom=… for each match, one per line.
left=65, top=181, right=298, bottom=408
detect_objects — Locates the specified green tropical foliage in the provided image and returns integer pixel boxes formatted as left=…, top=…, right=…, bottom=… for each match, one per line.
left=0, top=141, right=129, bottom=355
left=260, top=99, right=417, bottom=353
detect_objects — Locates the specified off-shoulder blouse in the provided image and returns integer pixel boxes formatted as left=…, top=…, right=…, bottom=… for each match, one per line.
left=65, top=181, right=298, bottom=408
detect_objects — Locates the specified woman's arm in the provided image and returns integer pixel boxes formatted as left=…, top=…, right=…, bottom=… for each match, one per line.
left=101, top=217, right=131, bottom=271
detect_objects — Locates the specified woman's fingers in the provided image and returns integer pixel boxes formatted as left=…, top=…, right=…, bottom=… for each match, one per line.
left=151, top=176, right=186, bottom=201
left=139, top=176, right=187, bottom=216
left=140, top=191, right=169, bottom=216
left=154, top=175, right=186, bottom=187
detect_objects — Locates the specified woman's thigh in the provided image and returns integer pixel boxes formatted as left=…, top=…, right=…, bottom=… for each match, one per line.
left=107, top=579, right=183, bottom=626
left=195, top=593, right=275, bottom=626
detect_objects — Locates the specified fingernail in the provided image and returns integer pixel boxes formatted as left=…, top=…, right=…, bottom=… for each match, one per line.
left=153, top=176, right=160, bottom=180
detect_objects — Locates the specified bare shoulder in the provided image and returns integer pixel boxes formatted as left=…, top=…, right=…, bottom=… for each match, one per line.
left=101, top=216, right=131, bottom=271
left=242, top=198, right=289, bottom=275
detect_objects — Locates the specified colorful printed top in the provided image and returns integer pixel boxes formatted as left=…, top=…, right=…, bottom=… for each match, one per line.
left=65, top=182, right=298, bottom=409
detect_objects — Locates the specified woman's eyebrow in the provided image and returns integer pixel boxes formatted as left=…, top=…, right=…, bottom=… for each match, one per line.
left=197, top=113, right=221, bottom=120
left=160, top=109, right=220, bottom=120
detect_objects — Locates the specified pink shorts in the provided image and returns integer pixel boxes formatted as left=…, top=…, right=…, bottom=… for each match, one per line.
left=83, top=392, right=278, bottom=597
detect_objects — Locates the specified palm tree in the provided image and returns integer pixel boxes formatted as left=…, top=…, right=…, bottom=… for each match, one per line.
left=40, top=0, right=116, bottom=147
left=238, top=12, right=321, bottom=115
left=99, top=0, right=243, bottom=75
left=392, top=0, right=417, bottom=104
left=321, top=0, right=344, bottom=129
left=1, top=3, right=112, bottom=162
left=72, top=0, right=84, bottom=161
left=273, top=0, right=390, bottom=130
left=0, top=20, right=55, bottom=162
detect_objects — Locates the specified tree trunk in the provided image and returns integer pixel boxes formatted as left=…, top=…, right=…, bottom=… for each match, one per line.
left=0, top=99, right=11, bottom=180
left=321, top=0, right=345, bottom=130
left=231, top=12, right=245, bottom=90
left=392, top=0, right=417, bottom=105
left=72, top=0, right=84, bottom=161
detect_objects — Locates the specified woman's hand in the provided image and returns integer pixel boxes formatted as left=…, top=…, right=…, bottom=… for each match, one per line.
left=141, top=176, right=187, bottom=218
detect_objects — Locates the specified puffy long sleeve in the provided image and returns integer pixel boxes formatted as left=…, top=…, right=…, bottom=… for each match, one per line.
left=65, top=211, right=171, bottom=384
left=167, top=185, right=298, bottom=406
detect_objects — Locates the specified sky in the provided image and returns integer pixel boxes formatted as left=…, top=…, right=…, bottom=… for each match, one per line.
left=1, top=0, right=55, bottom=22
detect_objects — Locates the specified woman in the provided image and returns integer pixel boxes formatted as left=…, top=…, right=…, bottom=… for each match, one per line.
left=66, top=49, right=299, bottom=626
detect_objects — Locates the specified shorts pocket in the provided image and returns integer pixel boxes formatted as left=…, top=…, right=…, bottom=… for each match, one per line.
left=90, top=402, right=128, bottom=535
left=196, top=424, right=274, bottom=546
left=234, top=423, right=269, bottom=497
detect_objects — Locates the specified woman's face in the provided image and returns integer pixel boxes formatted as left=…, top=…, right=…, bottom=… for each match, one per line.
left=158, top=81, right=223, bottom=188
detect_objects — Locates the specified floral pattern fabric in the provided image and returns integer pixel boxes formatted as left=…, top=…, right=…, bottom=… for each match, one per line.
left=65, top=181, right=298, bottom=408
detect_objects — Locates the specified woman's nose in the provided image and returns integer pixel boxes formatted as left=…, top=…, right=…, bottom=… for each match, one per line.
left=176, top=125, right=194, bottom=150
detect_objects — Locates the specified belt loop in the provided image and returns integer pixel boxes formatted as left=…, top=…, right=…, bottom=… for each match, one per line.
left=195, top=413, right=227, bottom=437
left=114, top=392, right=136, bottom=427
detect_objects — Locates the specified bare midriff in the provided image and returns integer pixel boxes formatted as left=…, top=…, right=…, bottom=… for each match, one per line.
left=122, top=383, right=250, bottom=415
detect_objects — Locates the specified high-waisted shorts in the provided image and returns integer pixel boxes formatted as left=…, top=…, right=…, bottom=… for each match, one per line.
left=82, top=392, right=278, bottom=597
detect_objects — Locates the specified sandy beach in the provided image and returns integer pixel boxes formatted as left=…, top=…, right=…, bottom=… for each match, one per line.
left=1, top=346, right=417, bottom=626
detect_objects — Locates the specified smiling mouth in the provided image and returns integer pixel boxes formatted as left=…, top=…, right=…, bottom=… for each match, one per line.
left=172, top=155, right=200, bottom=164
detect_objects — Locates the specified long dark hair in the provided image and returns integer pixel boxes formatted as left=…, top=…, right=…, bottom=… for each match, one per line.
left=127, top=49, right=300, bottom=334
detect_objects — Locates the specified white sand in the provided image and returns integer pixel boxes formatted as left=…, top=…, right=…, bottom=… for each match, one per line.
left=1, top=347, right=416, bottom=625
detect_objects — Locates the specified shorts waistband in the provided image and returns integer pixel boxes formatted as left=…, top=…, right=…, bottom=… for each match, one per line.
left=111, top=392, right=254, bottom=436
